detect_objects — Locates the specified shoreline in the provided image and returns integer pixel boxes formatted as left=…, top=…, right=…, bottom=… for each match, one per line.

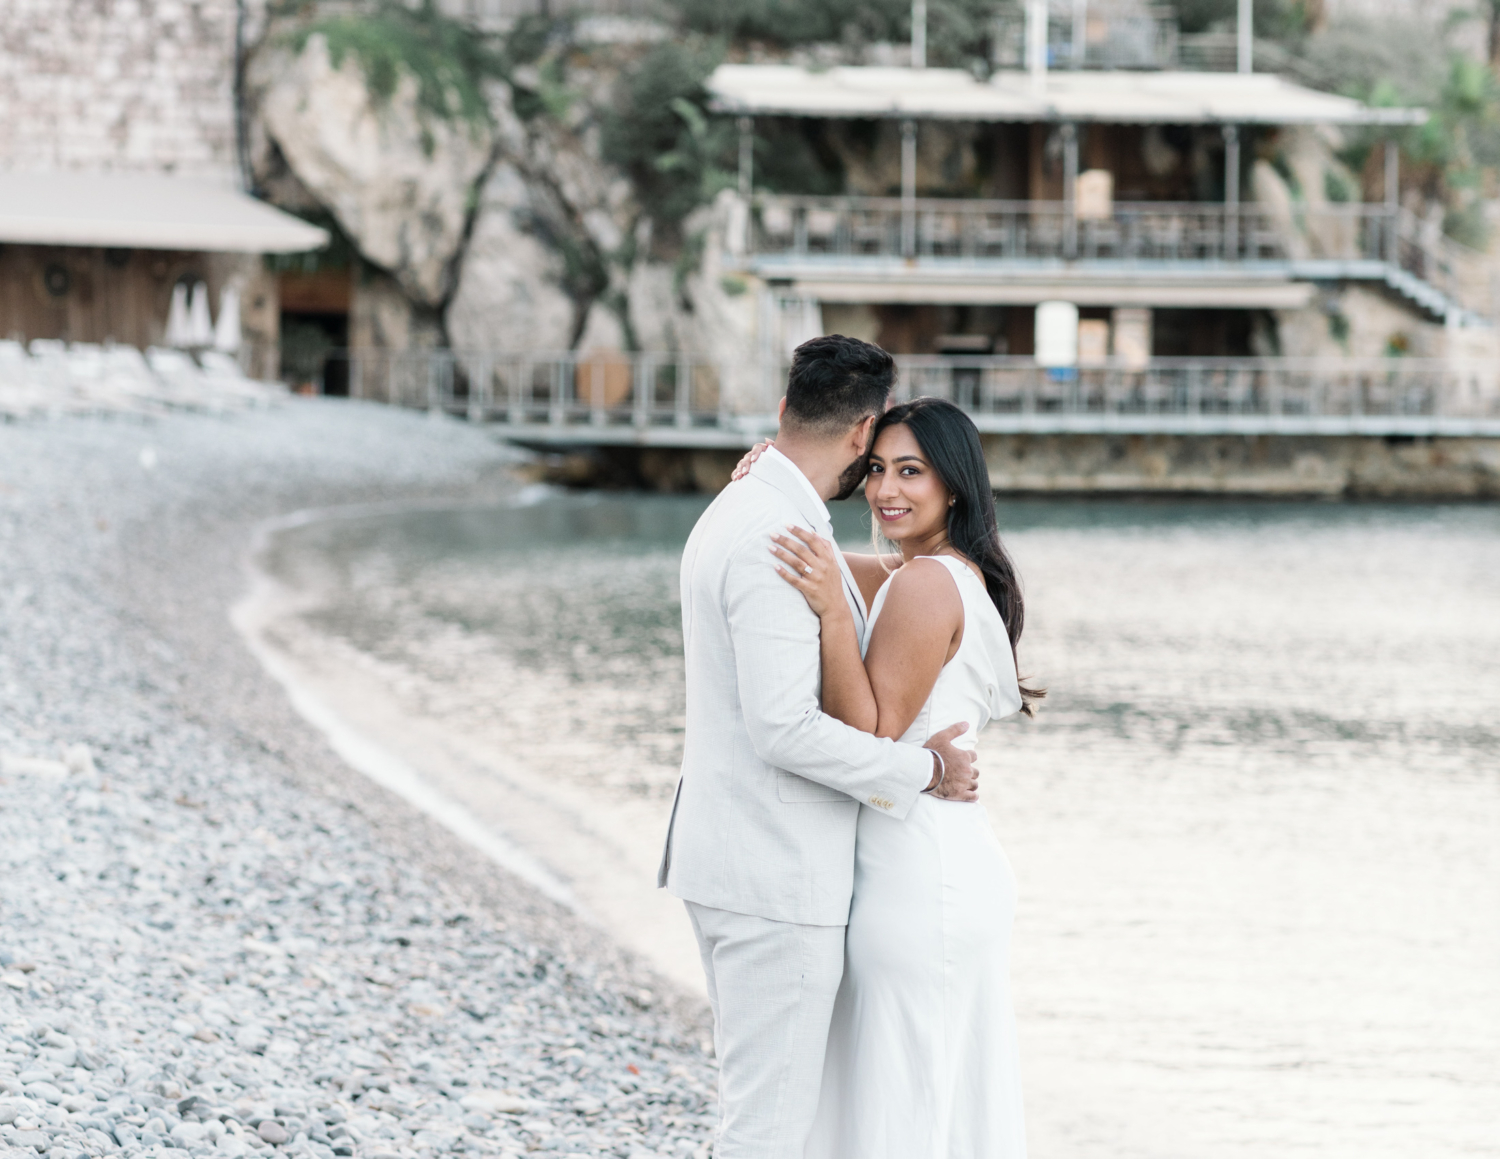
left=232, top=502, right=579, bottom=912
left=232, top=498, right=707, bottom=994
left=0, top=402, right=717, bottom=1159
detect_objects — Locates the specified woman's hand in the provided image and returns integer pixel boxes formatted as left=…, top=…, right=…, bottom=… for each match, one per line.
left=771, top=526, right=846, bottom=619
left=731, top=438, right=774, bottom=482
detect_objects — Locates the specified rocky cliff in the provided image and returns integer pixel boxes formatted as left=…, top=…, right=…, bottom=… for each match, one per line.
left=244, top=7, right=754, bottom=372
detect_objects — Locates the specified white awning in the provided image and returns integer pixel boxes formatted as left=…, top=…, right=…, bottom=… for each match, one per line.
left=708, top=65, right=1426, bottom=126
left=797, top=273, right=1316, bottom=310
left=0, top=172, right=330, bottom=252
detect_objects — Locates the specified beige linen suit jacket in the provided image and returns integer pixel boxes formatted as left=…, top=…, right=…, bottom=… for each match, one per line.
left=657, top=449, right=933, bottom=926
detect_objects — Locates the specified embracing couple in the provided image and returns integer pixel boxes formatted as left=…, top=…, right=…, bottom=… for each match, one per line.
left=658, top=334, right=1042, bottom=1158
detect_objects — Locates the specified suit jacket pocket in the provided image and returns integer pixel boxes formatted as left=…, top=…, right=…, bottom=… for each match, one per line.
left=775, top=770, right=851, bottom=804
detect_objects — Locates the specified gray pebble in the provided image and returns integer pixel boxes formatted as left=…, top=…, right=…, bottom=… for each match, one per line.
left=257, top=1120, right=288, bottom=1145
left=0, top=408, right=717, bottom=1159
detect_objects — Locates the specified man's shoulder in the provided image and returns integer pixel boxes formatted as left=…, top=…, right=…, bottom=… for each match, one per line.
left=695, top=476, right=799, bottom=543
left=684, top=478, right=800, bottom=591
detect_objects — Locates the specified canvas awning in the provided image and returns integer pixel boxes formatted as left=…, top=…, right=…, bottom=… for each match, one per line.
left=0, top=172, right=329, bottom=252
left=708, top=65, right=1426, bottom=126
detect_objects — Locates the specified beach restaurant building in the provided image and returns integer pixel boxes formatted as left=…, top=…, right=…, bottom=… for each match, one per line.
left=0, top=173, right=326, bottom=381
left=707, top=56, right=1471, bottom=386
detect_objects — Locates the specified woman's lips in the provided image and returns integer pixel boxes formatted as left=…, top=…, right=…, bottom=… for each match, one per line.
left=877, top=506, right=911, bottom=522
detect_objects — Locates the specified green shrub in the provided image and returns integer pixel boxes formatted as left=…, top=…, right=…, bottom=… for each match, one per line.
left=290, top=1, right=503, bottom=127
left=601, top=41, right=736, bottom=241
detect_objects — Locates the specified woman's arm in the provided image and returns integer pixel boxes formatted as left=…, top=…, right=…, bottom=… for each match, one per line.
left=861, top=561, right=964, bottom=739
left=770, top=529, right=879, bottom=733
left=771, top=533, right=963, bottom=738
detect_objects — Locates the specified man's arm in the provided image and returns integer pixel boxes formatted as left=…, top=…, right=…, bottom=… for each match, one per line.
left=724, top=530, right=973, bottom=817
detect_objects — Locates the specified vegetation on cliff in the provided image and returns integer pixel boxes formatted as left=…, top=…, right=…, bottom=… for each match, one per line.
left=287, top=0, right=503, bottom=129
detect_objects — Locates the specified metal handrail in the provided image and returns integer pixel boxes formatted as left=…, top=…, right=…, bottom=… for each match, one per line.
left=887, top=355, right=1500, bottom=421
left=745, top=194, right=1493, bottom=317
left=326, top=348, right=730, bottom=429
left=318, top=348, right=1500, bottom=427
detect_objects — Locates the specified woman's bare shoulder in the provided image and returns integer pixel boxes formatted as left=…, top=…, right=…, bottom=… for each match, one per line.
left=875, top=557, right=964, bottom=632
left=885, top=556, right=963, bottom=601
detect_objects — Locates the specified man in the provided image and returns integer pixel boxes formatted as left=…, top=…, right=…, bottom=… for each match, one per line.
left=657, top=334, right=980, bottom=1157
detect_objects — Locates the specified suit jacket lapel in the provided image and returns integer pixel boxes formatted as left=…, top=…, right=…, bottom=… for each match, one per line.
left=833, top=544, right=868, bottom=637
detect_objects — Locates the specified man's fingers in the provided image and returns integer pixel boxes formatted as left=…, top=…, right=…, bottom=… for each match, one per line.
left=928, top=720, right=969, bottom=746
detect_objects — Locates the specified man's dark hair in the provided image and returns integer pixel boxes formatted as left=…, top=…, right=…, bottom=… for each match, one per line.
left=784, top=334, right=896, bottom=437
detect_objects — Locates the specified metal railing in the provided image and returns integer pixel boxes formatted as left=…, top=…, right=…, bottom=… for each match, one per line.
left=753, top=196, right=1282, bottom=263
left=747, top=196, right=1493, bottom=318
left=887, top=355, right=1500, bottom=427
left=320, top=348, right=1500, bottom=437
left=991, top=5, right=1179, bottom=71
left=329, top=348, right=728, bottom=427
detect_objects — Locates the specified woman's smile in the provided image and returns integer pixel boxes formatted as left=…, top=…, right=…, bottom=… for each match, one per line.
left=877, top=505, right=912, bottom=522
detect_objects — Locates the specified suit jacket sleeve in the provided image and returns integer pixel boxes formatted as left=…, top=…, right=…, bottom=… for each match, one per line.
left=722, top=527, right=933, bottom=819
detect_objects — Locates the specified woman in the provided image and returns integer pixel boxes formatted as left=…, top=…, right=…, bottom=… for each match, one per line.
left=742, top=396, right=1041, bottom=1158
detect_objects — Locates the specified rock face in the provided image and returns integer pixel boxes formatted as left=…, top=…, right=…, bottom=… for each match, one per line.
left=252, top=34, right=493, bottom=306
left=446, top=80, right=634, bottom=354
left=446, top=162, right=578, bottom=353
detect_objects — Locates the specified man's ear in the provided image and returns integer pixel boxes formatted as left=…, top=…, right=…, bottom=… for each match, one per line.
left=851, top=413, right=877, bottom=453
left=777, top=396, right=788, bottom=421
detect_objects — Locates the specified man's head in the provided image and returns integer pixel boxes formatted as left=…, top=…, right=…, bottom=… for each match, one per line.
left=776, top=334, right=895, bottom=499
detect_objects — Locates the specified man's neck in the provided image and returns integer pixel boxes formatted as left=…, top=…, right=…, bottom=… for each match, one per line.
left=771, top=433, right=844, bottom=501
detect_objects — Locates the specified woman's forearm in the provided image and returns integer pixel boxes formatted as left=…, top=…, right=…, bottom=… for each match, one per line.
left=818, top=607, right=879, bottom=734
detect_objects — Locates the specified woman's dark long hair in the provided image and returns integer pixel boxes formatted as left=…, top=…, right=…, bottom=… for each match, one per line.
left=870, top=397, right=1045, bottom=716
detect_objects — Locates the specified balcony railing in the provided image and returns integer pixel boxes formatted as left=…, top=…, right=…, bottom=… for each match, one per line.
left=888, top=355, right=1500, bottom=428
left=991, top=5, right=1179, bottom=71
left=746, top=196, right=1493, bottom=318
left=318, top=349, right=1500, bottom=438
left=331, top=348, right=728, bottom=428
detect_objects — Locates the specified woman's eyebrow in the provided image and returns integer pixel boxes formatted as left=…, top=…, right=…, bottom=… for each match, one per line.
left=891, top=455, right=925, bottom=463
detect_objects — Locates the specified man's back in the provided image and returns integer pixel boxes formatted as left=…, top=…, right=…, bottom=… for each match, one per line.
left=660, top=451, right=928, bottom=927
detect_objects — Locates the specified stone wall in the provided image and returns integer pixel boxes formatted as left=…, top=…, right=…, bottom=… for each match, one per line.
left=524, top=436, right=1500, bottom=497
left=981, top=433, right=1500, bottom=498
left=0, top=0, right=255, bottom=178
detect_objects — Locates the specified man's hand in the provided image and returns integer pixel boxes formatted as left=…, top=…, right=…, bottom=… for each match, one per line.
left=922, top=721, right=978, bottom=802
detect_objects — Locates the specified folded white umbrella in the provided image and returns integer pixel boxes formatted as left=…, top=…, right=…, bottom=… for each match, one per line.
left=213, top=284, right=241, bottom=353
left=165, top=283, right=194, bottom=348
left=188, top=280, right=214, bottom=348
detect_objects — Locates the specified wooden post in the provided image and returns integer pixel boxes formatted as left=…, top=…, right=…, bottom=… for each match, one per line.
left=911, top=0, right=927, bottom=68
left=1223, top=124, right=1240, bottom=259
left=1027, top=0, right=1048, bottom=96
left=1384, top=139, right=1399, bottom=263
left=1062, top=123, right=1078, bottom=260
left=1238, top=0, right=1253, bottom=73
left=901, top=119, right=918, bottom=258
left=737, top=116, right=754, bottom=198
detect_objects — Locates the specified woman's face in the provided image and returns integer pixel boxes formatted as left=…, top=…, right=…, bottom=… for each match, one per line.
left=864, top=424, right=951, bottom=543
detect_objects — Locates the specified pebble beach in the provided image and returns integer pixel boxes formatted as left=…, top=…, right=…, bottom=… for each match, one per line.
left=0, top=402, right=717, bottom=1159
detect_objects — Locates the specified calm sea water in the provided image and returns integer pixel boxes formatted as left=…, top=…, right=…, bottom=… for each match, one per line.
left=264, top=492, right=1500, bottom=1159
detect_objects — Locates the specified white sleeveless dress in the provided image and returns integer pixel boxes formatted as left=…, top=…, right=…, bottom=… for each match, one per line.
left=806, top=555, right=1028, bottom=1159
